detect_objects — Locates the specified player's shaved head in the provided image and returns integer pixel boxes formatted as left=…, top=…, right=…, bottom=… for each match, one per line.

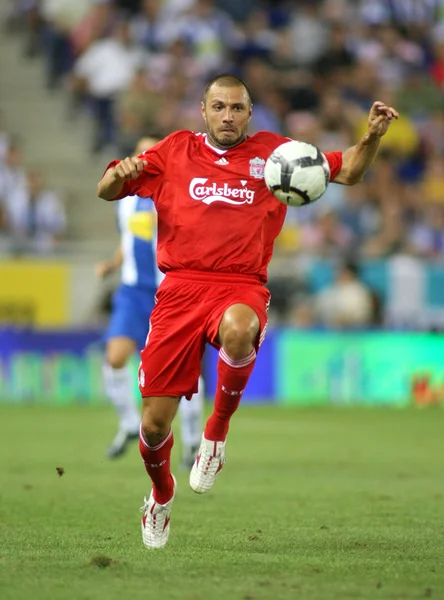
left=203, top=74, right=252, bottom=106
left=202, top=73, right=253, bottom=149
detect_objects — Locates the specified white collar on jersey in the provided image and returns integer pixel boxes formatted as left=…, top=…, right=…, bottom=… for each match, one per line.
left=204, top=134, right=228, bottom=155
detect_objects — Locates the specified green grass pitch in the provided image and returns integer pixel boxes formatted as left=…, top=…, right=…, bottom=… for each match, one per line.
left=0, top=404, right=443, bottom=600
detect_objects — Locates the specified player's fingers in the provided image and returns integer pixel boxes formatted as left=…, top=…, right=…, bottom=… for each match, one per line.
left=113, top=164, right=124, bottom=180
left=114, top=159, right=131, bottom=180
left=373, top=103, right=398, bottom=120
left=371, top=102, right=392, bottom=117
left=134, top=157, right=148, bottom=172
left=122, top=158, right=138, bottom=179
left=380, top=107, right=394, bottom=119
left=369, top=114, right=387, bottom=132
left=372, top=101, right=388, bottom=114
left=113, top=157, right=146, bottom=180
left=126, top=157, right=147, bottom=178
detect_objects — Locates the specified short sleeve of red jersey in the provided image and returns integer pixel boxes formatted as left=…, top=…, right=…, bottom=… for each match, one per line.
left=102, top=133, right=177, bottom=200
left=324, top=151, right=342, bottom=181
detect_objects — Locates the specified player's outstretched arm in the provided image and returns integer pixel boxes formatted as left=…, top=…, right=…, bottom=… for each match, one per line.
left=95, top=246, right=123, bottom=278
left=333, top=101, right=399, bottom=185
left=97, top=156, right=147, bottom=201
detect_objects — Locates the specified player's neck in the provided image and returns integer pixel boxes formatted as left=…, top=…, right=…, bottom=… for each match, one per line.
left=204, top=133, right=247, bottom=153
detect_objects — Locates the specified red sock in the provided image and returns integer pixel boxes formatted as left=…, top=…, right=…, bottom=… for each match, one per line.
left=204, top=348, right=256, bottom=442
left=139, top=427, right=174, bottom=504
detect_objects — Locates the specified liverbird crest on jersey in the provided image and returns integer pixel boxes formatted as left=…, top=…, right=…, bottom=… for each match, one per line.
left=249, top=157, right=266, bottom=179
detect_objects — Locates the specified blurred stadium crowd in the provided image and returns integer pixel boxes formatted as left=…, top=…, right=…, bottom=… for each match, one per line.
left=0, top=125, right=66, bottom=255
left=2, top=0, right=444, bottom=328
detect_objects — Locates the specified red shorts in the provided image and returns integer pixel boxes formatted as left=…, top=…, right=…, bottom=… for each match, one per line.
left=138, top=270, right=270, bottom=399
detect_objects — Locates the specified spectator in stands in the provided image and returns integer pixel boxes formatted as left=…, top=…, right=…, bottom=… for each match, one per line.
left=0, top=112, right=10, bottom=163
left=288, top=0, right=328, bottom=67
left=299, top=208, right=355, bottom=258
left=337, top=185, right=379, bottom=244
left=395, top=67, right=443, bottom=122
left=409, top=206, right=444, bottom=260
left=70, top=0, right=117, bottom=57
left=71, top=18, right=147, bottom=154
left=4, top=169, right=66, bottom=254
left=39, top=0, right=92, bottom=89
left=429, top=37, right=444, bottom=89
left=0, top=138, right=27, bottom=236
left=172, top=0, right=239, bottom=76
left=315, top=22, right=356, bottom=88
left=420, top=153, right=444, bottom=205
left=129, top=0, right=181, bottom=52
left=233, top=7, right=276, bottom=66
left=361, top=203, right=411, bottom=259
left=418, top=109, right=444, bottom=158
left=314, top=260, right=374, bottom=329
left=115, top=67, right=164, bottom=157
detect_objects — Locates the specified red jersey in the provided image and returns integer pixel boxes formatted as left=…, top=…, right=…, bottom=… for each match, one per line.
left=106, top=130, right=342, bottom=283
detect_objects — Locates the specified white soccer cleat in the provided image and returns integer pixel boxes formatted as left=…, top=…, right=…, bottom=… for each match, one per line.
left=107, top=427, right=139, bottom=459
left=189, top=435, right=226, bottom=494
left=140, top=475, right=176, bottom=549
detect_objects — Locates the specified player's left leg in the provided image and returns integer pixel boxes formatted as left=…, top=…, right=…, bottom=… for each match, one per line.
left=179, top=376, right=205, bottom=470
left=190, top=303, right=260, bottom=494
left=104, top=336, right=140, bottom=458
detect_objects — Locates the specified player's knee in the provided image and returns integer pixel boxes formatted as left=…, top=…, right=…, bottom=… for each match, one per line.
left=141, top=410, right=170, bottom=446
left=222, top=322, right=256, bottom=360
left=106, top=347, right=128, bottom=369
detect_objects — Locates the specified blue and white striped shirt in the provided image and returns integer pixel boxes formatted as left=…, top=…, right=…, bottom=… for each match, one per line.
left=117, top=195, right=163, bottom=289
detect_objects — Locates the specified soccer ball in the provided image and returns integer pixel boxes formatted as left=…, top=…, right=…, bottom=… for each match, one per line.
left=264, top=140, right=330, bottom=206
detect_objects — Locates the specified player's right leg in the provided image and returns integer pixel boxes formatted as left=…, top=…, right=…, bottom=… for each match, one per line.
left=136, top=274, right=208, bottom=547
left=139, top=395, right=180, bottom=549
left=104, top=336, right=140, bottom=458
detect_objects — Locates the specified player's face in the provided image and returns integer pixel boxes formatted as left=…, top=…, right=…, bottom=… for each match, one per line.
left=201, top=85, right=252, bottom=149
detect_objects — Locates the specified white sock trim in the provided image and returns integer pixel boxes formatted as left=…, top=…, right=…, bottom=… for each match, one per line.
left=139, top=426, right=172, bottom=451
left=219, top=348, right=256, bottom=368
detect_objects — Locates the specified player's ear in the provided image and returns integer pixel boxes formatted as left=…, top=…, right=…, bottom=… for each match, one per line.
left=248, top=104, right=253, bottom=121
left=201, top=101, right=206, bottom=121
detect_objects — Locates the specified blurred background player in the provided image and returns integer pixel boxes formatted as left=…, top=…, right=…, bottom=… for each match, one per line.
left=96, top=136, right=204, bottom=466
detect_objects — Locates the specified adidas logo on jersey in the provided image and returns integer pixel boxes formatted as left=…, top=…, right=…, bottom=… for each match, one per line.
left=215, top=157, right=229, bottom=165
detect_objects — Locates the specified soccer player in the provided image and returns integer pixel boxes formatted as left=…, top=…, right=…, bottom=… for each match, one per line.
left=97, top=74, right=398, bottom=549
left=98, top=136, right=204, bottom=467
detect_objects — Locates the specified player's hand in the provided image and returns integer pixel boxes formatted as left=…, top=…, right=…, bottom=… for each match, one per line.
left=367, top=101, right=399, bottom=138
left=95, top=260, right=116, bottom=278
left=112, top=156, right=147, bottom=181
